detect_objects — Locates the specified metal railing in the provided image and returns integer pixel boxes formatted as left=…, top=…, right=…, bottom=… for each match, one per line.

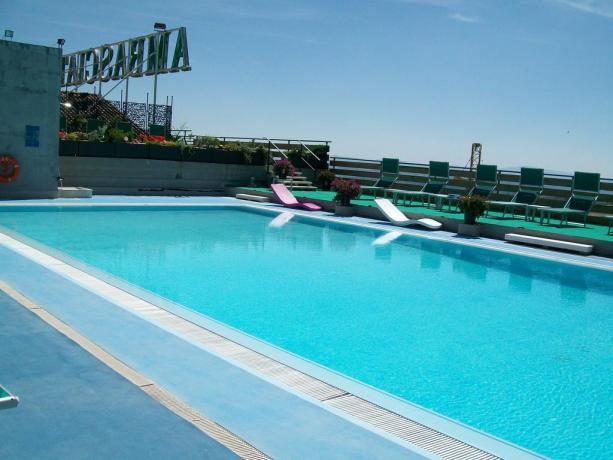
left=169, top=132, right=330, bottom=146
left=169, top=132, right=330, bottom=172
left=264, top=137, right=288, bottom=161
left=330, top=156, right=613, bottom=218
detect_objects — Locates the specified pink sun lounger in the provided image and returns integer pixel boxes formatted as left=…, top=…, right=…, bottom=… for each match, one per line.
left=270, top=184, right=322, bottom=211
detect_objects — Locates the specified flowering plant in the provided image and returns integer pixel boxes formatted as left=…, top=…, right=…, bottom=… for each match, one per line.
left=138, top=134, right=166, bottom=144
left=273, top=159, right=294, bottom=178
left=58, top=130, right=66, bottom=140
left=331, top=178, right=361, bottom=206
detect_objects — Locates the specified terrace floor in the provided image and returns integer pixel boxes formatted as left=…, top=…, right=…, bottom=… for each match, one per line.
left=0, top=289, right=239, bottom=460
left=241, top=188, right=613, bottom=242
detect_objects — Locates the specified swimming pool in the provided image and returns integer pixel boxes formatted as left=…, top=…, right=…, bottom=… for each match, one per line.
left=0, top=205, right=611, bottom=459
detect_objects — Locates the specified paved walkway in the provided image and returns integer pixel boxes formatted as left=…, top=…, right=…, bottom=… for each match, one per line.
left=0, top=291, right=239, bottom=460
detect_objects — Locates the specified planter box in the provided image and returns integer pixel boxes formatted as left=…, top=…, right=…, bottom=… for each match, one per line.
left=223, top=150, right=244, bottom=165
left=457, top=223, right=480, bottom=237
left=251, top=151, right=267, bottom=166
left=77, top=141, right=111, bottom=158
left=334, top=205, right=354, bottom=217
left=182, top=148, right=245, bottom=164
left=59, top=140, right=79, bottom=156
left=186, top=147, right=213, bottom=163
left=114, top=143, right=148, bottom=159
left=148, top=144, right=181, bottom=161
left=185, top=148, right=266, bottom=165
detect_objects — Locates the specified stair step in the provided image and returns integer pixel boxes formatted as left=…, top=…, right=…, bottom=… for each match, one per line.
left=285, top=186, right=317, bottom=191
left=282, top=181, right=312, bottom=186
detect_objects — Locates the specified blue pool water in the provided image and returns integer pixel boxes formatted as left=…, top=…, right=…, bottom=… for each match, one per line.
left=0, top=206, right=611, bottom=459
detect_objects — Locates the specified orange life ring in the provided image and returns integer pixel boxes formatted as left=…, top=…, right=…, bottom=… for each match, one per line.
left=0, top=155, right=20, bottom=183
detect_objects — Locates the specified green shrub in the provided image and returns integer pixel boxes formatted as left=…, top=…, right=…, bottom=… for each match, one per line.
left=107, top=128, right=133, bottom=143
left=311, top=145, right=330, bottom=157
left=286, top=148, right=304, bottom=160
left=317, top=170, right=336, bottom=190
left=70, top=117, right=87, bottom=132
left=87, top=125, right=107, bottom=142
left=193, top=136, right=221, bottom=149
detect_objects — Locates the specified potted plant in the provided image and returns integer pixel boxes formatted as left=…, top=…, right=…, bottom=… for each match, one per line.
left=273, top=159, right=294, bottom=180
left=331, top=178, right=361, bottom=216
left=457, top=195, right=487, bottom=236
left=317, top=170, right=336, bottom=191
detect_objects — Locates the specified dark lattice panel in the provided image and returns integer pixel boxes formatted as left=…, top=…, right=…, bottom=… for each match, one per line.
left=109, top=101, right=172, bottom=134
left=60, top=92, right=172, bottom=135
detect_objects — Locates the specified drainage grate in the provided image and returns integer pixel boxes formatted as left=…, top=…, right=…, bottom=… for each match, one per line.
left=141, top=385, right=270, bottom=460
left=326, top=395, right=499, bottom=460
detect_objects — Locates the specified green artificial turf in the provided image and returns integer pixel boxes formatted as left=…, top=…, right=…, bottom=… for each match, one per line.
left=241, top=187, right=613, bottom=242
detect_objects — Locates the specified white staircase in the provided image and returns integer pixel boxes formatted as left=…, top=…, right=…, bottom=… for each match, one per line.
left=280, top=169, right=317, bottom=191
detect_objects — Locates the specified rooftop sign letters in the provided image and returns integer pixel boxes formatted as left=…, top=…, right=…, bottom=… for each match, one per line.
left=61, top=27, right=190, bottom=87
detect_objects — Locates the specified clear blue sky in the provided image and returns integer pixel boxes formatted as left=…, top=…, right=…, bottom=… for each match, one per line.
left=4, top=0, right=613, bottom=175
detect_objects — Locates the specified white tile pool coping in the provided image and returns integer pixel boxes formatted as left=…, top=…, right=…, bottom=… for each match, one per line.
left=2, top=195, right=609, bottom=458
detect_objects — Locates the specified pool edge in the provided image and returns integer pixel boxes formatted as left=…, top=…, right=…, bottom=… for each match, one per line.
left=0, top=220, right=549, bottom=460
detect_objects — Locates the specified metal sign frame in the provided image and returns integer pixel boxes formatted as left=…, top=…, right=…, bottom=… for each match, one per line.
left=61, top=27, right=190, bottom=87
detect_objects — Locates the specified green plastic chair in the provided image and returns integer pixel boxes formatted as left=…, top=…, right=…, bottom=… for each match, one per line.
left=470, top=164, right=498, bottom=198
left=360, top=158, right=400, bottom=198
left=0, top=384, right=19, bottom=410
left=539, top=172, right=600, bottom=227
left=393, top=161, right=450, bottom=208
left=487, top=167, right=544, bottom=218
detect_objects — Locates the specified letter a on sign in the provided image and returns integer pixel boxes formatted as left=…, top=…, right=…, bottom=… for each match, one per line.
left=171, top=27, right=190, bottom=71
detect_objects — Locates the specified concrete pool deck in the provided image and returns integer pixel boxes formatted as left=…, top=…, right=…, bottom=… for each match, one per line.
left=3, top=195, right=608, bottom=459
left=0, top=288, right=239, bottom=460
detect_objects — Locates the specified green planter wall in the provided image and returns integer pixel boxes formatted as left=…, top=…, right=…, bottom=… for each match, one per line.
left=78, top=142, right=110, bottom=158
left=59, top=140, right=79, bottom=156
left=149, top=144, right=181, bottom=161
left=59, top=141, right=267, bottom=166
left=114, top=143, right=148, bottom=159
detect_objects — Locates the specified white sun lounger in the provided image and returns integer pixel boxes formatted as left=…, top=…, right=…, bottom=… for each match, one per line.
left=375, top=199, right=442, bottom=230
